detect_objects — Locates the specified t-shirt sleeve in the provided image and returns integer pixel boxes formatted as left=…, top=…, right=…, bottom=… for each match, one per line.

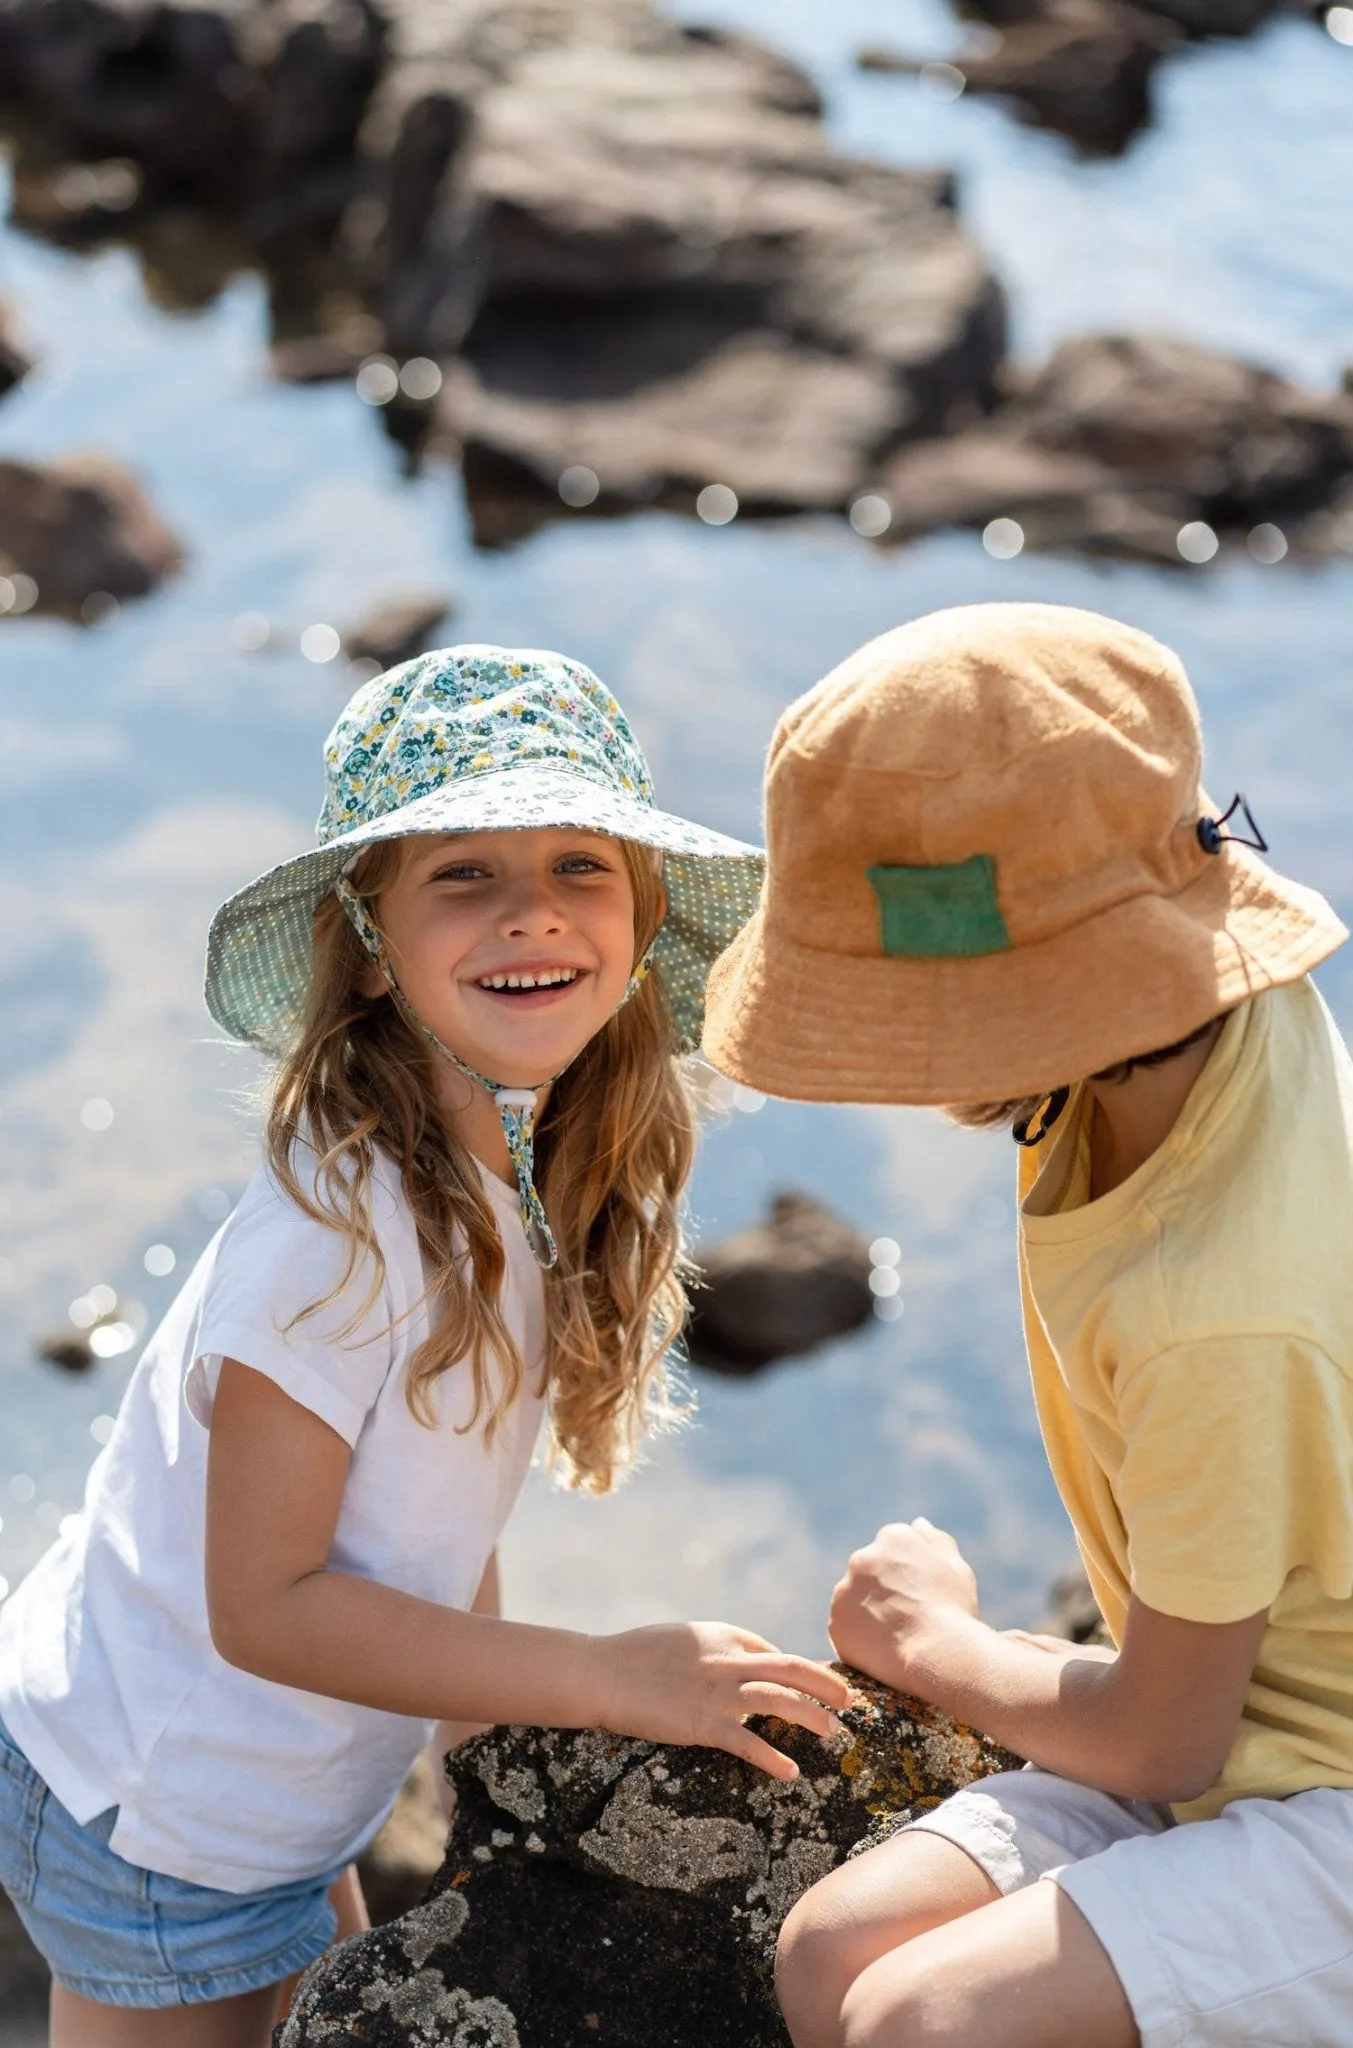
left=185, top=1174, right=398, bottom=1448
left=1115, top=1335, right=1353, bottom=1622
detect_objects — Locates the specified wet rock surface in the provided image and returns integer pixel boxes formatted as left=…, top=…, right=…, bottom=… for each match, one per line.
left=687, top=1193, right=876, bottom=1379
left=865, top=0, right=1299, bottom=159
left=0, top=0, right=1003, bottom=533
left=872, top=333, right=1353, bottom=562
left=278, top=1670, right=1022, bottom=2047
left=0, top=455, right=185, bottom=619
left=342, top=593, right=456, bottom=670
left=2, top=0, right=1347, bottom=554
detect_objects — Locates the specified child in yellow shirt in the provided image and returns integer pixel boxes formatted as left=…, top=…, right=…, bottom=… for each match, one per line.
left=703, top=602, right=1353, bottom=2048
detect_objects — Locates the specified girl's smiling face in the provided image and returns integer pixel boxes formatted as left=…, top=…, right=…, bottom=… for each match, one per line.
left=371, top=828, right=639, bottom=1090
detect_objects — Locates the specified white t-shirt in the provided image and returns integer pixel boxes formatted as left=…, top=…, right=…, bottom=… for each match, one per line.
left=0, top=1148, right=545, bottom=1893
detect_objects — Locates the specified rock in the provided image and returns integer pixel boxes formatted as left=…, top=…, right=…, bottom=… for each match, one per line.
left=869, top=0, right=1283, bottom=157
left=36, top=1332, right=96, bottom=1373
left=440, top=318, right=910, bottom=539
left=341, top=594, right=455, bottom=669
left=955, top=0, right=1280, bottom=32
left=686, top=1193, right=875, bottom=1379
left=1114, top=0, right=1279, bottom=28
left=376, top=11, right=1004, bottom=519
left=277, top=1670, right=1022, bottom=2047
left=270, top=317, right=386, bottom=384
left=0, top=455, right=184, bottom=620
left=870, top=334, right=1353, bottom=560
left=0, top=0, right=386, bottom=204
left=357, top=1753, right=451, bottom=1927
left=861, top=4, right=1175, bottom=160
left=0, top=301, right=33, bottom=401
left=958, top=1, right=1177, bottom=158
left=1018, top=334, right=1353, bottom=519
left=0, top=0, right=1004, bottom=524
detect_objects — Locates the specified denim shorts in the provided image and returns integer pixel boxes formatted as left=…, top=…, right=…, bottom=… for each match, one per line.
left=0, top=1714, right=344, bottom=2008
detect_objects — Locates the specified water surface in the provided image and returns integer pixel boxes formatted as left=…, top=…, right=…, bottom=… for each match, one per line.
left=1, top=2, right=1351, bottom=1646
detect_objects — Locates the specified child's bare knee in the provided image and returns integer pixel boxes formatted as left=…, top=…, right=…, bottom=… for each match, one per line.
left=840, top=1955, right=933, bottom=2048
left=775, top=1881, right=843, bottom=2005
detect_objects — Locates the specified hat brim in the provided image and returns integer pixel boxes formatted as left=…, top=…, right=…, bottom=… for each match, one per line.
left=205, top=764, right=763, bottom=1056
left=702, top=846, right=1347, bottom=1105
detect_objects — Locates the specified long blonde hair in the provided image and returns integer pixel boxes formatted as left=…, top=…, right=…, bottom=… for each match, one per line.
left=266, top=836, right=695, bottom=1492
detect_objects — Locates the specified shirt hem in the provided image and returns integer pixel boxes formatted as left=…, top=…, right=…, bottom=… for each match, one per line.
left=107, top=1802, right=382, bottom=1895
left=0, top=1687, right=113, bottom=1829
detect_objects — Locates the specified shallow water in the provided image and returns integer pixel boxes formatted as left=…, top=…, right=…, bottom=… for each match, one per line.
left=1, top=3, right=1352, bottom=1646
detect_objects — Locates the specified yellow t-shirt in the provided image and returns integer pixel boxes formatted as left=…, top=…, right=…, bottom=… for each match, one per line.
left=1019, top=978, right=1353, bottom=1821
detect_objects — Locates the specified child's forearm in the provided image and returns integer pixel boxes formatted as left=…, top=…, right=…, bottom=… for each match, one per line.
left=895, top=1614, right=1202, bottom=1803
left=215, top=1565, right=597, bottom=1729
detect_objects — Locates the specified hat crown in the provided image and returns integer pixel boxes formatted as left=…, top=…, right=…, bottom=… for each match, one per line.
left=764, top=603, right=1206, bottom=956
left=318, top=644, right=654, bottom=844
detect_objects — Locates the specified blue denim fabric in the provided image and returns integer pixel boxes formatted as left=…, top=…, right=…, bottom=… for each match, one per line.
left=0, top=1714, right=342, bottom=2008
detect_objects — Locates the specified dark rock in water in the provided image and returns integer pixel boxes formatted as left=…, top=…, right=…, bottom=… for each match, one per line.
left=440, top=316, right=911, bottom=540
left=871, top=0, right=1286, bottom=158
left=342, top=594, right=455, bottom=670
left=0, top=455, right=184, bottom=619
left=277, top=1670, right=1023, bottom=2048
left=959, top=2, right=1177, bottom=159
left=861, top=4, right=1174, bottom=161
left=955, top=0, right=1280, bottom=32
left=0, top=301, right=33, bottom=401
left=36, top=1332, right=95, bottom=1374
left=1111, top=0, right=1279, bottom=28
left=872, top=334, right=1353, bottom=561
left=0, top=0, right=386, bottom=205
left=687, top=1193, right=875, bottom=1379
left=1015, top=334, right=1353, bottom=521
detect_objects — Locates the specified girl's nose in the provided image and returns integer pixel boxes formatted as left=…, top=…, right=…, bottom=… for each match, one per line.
left=498, top=874, right=565, bottom=936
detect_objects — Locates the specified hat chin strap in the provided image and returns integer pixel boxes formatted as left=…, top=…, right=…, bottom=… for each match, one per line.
left=334, top=875, right=652, bottom=1270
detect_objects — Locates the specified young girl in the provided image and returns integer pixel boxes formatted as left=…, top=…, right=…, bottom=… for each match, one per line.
left=0, top=645, right=849, bottom=2046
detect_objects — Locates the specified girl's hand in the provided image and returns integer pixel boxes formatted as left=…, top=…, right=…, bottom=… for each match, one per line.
left=828, top=1518, right=979, bottom=1690
left=587, top=1623, right=853, bottom=1780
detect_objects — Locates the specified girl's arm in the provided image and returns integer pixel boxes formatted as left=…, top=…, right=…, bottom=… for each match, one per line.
left=827, top=1519, right=1269, bottom=1805
left=429, top=1553, right=501, bottom=1819
left=206, top=1361, right=849, bottom=1780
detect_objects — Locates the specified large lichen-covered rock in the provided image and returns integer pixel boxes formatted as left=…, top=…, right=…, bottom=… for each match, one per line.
left=278, top=1672, right=1020, bottom=2047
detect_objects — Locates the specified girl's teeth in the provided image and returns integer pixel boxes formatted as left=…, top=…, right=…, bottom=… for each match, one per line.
left=479, top=969, right=577, bottom=990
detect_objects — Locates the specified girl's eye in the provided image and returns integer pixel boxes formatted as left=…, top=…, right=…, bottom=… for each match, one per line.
left=557, top=855, right=607, bottom=874
left=433, top=863, right=488, bottom=882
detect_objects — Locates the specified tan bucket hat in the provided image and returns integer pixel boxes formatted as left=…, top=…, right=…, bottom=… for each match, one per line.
left=703, top=602, right=1347, bottom=1105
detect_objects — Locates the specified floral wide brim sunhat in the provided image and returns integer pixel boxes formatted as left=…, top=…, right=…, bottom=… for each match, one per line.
left=204, top=645, right=765, bottom=1057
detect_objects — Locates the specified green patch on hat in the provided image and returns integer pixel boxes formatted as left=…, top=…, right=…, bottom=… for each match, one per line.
left=868, top=855, right=1010, bottom=958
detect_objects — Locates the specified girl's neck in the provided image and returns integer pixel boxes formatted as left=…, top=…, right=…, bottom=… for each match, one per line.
left=1085, top=1018, right=1225, bottom=1200
left=437, top=1071, right=551, bottom=1189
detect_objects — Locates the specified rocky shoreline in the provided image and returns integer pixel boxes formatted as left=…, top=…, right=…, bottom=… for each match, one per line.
left=2, top=0, right=1348, bottom=587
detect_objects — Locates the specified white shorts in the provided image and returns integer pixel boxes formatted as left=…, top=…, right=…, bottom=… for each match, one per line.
left=906, top=1769, right=1353, bottom=2047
